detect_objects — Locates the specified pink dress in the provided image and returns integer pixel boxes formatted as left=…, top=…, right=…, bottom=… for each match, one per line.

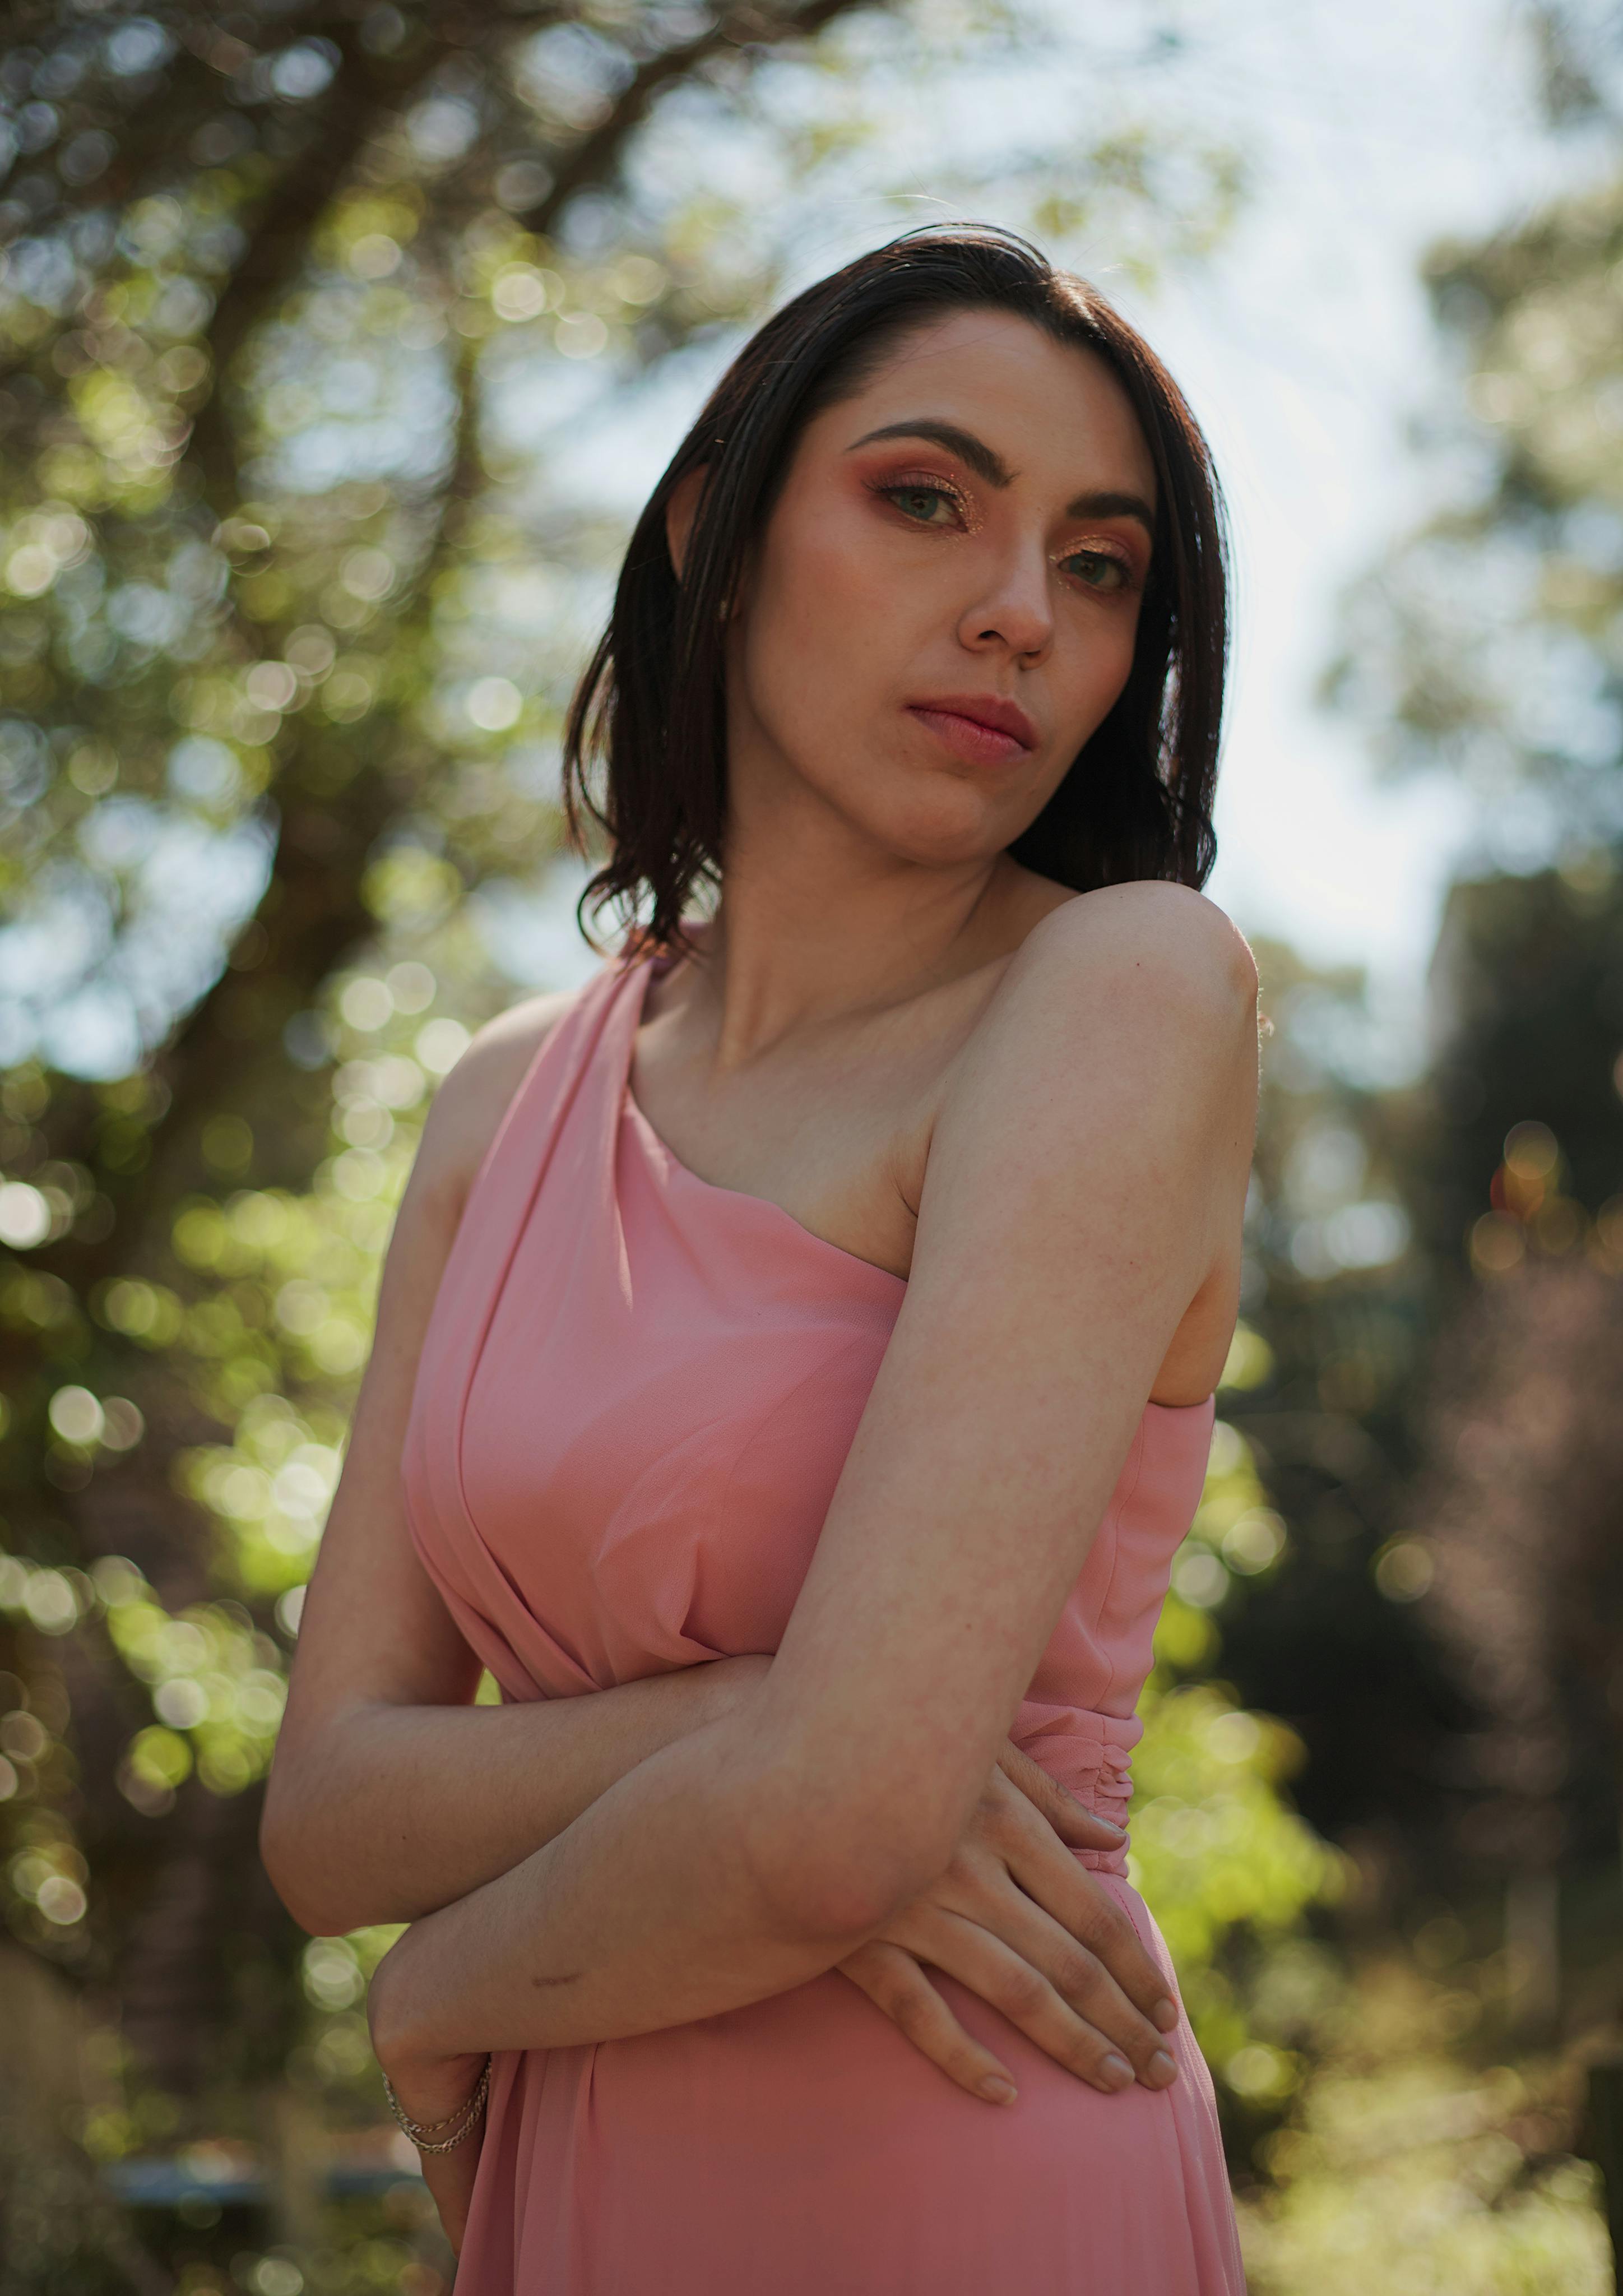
left=403, top=946, right=1246, bottom=2294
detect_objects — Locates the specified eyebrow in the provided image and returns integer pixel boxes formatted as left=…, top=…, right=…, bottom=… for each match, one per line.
left=845, top=419, right=1157, bottom=539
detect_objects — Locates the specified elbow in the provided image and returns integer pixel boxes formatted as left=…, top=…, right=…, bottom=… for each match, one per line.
left=258, top=1802, right=337, bottom=1938
left=259, top=1762, right=374, bottom=1939
left=363, top=1934, right=428, bottom=2070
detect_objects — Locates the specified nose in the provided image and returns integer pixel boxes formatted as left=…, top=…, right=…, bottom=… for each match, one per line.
left=955, top=542, right=1054, bottom=663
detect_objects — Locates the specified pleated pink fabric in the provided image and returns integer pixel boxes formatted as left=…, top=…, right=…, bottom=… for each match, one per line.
left=402, top=946, right=1246, bottom=2294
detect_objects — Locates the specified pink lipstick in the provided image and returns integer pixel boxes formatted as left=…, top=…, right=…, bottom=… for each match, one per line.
left=906, top=692, right=1037, bottom=767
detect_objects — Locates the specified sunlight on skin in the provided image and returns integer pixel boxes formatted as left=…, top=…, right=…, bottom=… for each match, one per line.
left=663, top=307, right=1163, bottom=1064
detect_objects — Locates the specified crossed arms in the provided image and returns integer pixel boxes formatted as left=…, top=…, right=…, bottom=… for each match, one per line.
left=261, top=887, right=1258, bottom=2238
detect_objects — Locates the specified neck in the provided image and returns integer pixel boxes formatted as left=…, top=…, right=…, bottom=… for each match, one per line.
left=671, top=780, right=1021, bottom=1075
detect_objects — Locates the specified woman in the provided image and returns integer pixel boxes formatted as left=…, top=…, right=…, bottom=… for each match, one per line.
left=262, top=223, right=1258, bottom=2293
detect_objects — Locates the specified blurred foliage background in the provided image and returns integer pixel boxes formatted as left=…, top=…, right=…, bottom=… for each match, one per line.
left=0, top=0, right=1621, bottom=2289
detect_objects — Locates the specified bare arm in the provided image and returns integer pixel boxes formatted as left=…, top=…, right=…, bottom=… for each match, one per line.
left=367, top=888, right=1258, bottom=2063
left=261, top=984, right=768, bottom=1936
left=266, top=1643, right=768, bottom=1934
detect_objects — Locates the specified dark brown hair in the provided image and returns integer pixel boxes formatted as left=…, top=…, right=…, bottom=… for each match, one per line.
left=562, top=222, right=1229, bottom=954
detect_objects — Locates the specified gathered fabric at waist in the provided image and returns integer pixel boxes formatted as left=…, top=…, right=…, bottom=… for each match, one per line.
left=1012, top=1702, right=1141, bottom=1876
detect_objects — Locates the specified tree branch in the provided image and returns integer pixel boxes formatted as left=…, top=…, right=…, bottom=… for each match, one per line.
left=517, top=0, right=871, bottom=231
left=185, top=29, right=448, bottom=514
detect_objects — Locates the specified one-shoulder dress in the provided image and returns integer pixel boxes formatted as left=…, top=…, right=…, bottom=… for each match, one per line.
left=401, top=945, right=1247, bottom=2294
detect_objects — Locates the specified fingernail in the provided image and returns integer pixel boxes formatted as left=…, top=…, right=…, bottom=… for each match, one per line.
left=1152, top=1998, right=1179, bottom=2033
left=1096, top=1817, right=1126, bottom=1838
left=1101, top=2054, right=1133, bottom=2090
left=979, top=2076, right=1018, bottom=2105
left=1144, top=2050, right=1177, bottom=2087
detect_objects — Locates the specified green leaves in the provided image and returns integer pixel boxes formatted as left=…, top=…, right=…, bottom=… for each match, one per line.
left=103, top=1563, right=286, bottom=1801
left=1328, top=172, right=1623, bottom=812
left=1137, top=1411, right=1342, bottom=2116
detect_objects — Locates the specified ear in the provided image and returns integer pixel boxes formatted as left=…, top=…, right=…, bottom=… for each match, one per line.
left=664, top=464, right=708, bottom=584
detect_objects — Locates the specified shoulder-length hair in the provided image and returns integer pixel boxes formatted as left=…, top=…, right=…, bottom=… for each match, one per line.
left=562, top=222, right=1229, bottom=956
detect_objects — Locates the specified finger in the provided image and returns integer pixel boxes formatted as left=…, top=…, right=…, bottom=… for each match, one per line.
left=838, top=1941, right=1019, bottom=2105
left=994, top=1822, right=1179, bottom=2036
left=993, top=1894, right=1179, bottom=2084
left=917, top=1890, right=1176, bottom=2090
left=987, top=1759, right=1126, bottom=1861
left=996, top=1742, right=1125, bottom=1853
left=905, top=1907, right=1169, bottom=2097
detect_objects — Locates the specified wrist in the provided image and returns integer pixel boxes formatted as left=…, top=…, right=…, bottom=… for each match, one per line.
left=375, top=2033, right=489, bottom=2130
left=382, top=2050, right=491, bottom=2149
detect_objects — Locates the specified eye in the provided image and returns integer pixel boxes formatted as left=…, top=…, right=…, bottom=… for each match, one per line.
left=870, top=477, right=967, bottom=529
left=1057, top=548, right=1134, bottom=595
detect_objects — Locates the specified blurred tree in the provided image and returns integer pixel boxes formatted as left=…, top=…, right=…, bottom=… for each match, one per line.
left=1527, top=0, right=1623, bottom=133
left=1235, top=1955, right=1611, bottom=2294
left=1318, top=44, right=1623, bottom=2041
left=1173, top=937, right=1476, bottom=1871
left=1412, top=1249, right=1623, bottom=2011
left=1419, top=862, right=1623, bottom=1272
left=1325, top=166, right=1623, bottom=853
left=1135, top=1382, right=1346, bottom=2137
left=1398, top=864, right=1623, bottom=2039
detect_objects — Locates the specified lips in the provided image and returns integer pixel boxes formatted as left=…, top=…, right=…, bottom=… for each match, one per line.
left=906, top=692, right=1038, bottom=766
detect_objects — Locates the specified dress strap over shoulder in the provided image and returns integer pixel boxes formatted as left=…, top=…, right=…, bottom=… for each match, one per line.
left=466, top=954, right=636, bottom=1211
left=400, top=952, right=642, bottom=1696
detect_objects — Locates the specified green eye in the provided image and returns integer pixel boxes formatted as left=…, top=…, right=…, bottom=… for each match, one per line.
left=1063, top=552, right=1130, bottom=592
left=892, top=487, right=952, bottom=523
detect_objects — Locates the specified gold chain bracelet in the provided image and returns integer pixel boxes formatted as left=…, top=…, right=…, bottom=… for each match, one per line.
left=381, top=2057, right=491, bottom=2155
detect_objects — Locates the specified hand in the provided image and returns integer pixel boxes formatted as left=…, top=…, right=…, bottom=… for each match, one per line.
left=369, top=2033, right=489, bottom=2257
left=836, top=1740, right=1180, bottom=2105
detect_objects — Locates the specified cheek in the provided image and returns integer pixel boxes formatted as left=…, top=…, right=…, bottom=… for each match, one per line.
left=1056, top=609, right=1141, bottom=733
left=743, top=507, right=900, bottom=713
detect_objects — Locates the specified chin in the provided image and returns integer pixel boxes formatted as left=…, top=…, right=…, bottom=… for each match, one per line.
left=848, top=779, right=1026, bottom=870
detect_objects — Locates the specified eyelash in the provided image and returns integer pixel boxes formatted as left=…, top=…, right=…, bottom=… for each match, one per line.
left=865, top=471, right=1140, bottom=595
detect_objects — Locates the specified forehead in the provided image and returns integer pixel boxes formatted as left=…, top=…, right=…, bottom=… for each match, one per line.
left=812, top=306, right=1158, bottom=504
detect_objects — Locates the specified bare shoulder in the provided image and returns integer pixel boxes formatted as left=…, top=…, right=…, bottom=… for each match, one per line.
left=1015, top=881, right=1259, bottom=1015
left=935, top=881, right=1256, bottom=1146
left=411, top=984, right=586, bottom=1214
